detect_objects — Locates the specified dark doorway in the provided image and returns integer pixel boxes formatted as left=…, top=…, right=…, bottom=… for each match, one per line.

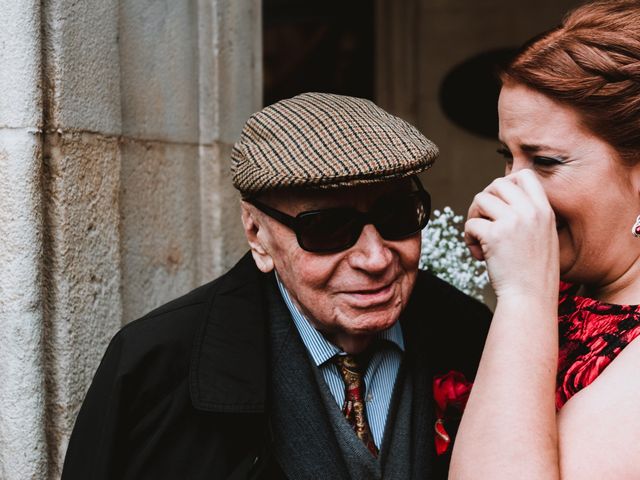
left=263, top=0, right=374, bottom=107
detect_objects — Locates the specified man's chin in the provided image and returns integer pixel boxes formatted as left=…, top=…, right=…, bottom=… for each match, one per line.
left=341, top=310, right=401, bottom=336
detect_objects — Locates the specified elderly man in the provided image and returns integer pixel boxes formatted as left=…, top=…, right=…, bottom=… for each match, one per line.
left=62, top=93, right=491, bottom=479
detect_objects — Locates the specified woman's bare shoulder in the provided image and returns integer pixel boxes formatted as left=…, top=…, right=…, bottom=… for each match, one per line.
left=558, top=336, right=640, bottom=479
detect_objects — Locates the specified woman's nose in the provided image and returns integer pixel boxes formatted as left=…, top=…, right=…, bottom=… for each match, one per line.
left=508, top=157, right=530, bottom=174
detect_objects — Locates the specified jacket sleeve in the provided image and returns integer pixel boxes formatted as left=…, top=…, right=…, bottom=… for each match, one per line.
left=61, top=331, right=128, bottom=480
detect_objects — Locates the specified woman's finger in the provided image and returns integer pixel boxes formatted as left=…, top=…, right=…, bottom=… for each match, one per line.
left=484, top=176, right=530, bottom=207
left=506, top=170, right=556, bottom=230
left=468, top=191, right=511, bottom=222
left=464, top=217, right=492, bottom=261
left=508, top=169, right=552, bottom=211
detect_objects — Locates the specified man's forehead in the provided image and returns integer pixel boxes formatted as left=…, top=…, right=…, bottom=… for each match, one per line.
left=262, top=178, right=414, bottom=212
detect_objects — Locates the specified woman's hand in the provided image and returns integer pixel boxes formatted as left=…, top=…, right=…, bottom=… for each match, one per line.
left=464, top=169, right=559, bottom=300
left=451, top=169, right=561, bottom=480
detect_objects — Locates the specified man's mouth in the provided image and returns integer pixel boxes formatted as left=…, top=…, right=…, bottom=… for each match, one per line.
left=342, top=282, right=395, bottom=307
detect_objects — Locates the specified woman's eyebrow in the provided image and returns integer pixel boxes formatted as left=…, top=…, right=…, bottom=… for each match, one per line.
left=518, top=143, right=569, bottom=158
left=497, top=142, right=571, bottom=160
left=520, top=143, right=548, bottom=152
left=496, top=141, right=548, bottom=152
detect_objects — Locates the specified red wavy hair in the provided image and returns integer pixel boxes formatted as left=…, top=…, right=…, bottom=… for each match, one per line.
left=501, top=0, right=640, bottom=162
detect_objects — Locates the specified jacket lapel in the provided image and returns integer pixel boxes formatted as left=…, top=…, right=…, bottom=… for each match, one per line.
left=266, top=280, right=350, bottom=480
left=406, top=340, right=435, bottom=479
left=189, top=252, right=268, bottom=413
left=401, top=282, right=438, bottom=479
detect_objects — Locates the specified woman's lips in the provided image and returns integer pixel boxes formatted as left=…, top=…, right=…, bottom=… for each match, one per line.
left=341, top=282, right=396, bottom=307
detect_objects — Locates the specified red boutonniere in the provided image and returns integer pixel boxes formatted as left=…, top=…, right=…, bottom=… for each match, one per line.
left=433, top=370, right=473, bottom=455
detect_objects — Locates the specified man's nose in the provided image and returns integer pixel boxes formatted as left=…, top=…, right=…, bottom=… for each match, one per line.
left=348, top=224, right=393, bottom=272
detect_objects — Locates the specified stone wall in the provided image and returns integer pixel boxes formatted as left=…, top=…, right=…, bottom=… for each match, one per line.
left=0, top=1, right=261, bottom=478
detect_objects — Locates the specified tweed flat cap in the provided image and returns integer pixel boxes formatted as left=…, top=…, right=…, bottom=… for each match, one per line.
left=231, top=92, right=439, bottom=196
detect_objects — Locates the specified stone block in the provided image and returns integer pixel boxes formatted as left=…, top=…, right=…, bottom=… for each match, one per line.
left=43, top=0, right=121, bottom=135
left=0, top=128, right=47, bottom=480
left=119, top=0, right=199, bottom=143
left=198, top=142, right=246, bottom=282
left=120, top=139, right=202, bottom=322
left=212, top=0, right=263, bottom=145
left=42, top=131, right=123, bottom=473
left=0, top=0, right=42, bottom=129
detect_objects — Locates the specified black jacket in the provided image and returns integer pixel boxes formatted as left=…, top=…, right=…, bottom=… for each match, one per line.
left=61, top=253, right=491, bottom=479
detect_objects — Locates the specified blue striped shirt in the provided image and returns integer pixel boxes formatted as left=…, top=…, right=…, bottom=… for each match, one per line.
left=275, top=275, right=404, bottom=448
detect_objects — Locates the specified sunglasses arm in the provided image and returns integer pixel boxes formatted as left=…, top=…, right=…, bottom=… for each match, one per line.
left=245, top=198, right=299, bottom=230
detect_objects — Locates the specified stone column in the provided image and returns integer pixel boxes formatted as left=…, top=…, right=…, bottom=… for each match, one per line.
left=197, top=0, right=262, bottom=282
left=40, top=3, right=124, bottom=475
left=0, top=2, right=48, bottom=478
left=0, top=0, right=261, bottom=478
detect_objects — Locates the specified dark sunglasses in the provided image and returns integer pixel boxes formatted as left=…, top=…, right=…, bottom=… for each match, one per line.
left=246, top=177, right=431, bottom=253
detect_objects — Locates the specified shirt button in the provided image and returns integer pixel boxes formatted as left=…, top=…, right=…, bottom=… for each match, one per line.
left=366, top=393, right=373, bottom=402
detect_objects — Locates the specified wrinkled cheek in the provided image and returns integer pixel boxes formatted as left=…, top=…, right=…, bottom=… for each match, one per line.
left=558, top=238, right=573, bottom=275
left=406, top=239, right=422, bottom=265
left=558, top=230, right=570, bottom=255
left=558, top=227, right=585, bottom=278
left=402, top=273, right=418, bottom=302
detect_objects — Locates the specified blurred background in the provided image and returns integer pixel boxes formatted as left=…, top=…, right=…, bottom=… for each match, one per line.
left=0, top=0, right=581, bottom=478
left=263, top=0, right=582, bottom=214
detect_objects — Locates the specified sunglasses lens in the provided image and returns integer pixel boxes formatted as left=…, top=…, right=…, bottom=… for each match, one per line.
left=297, top=209, right=361, bottom=252
left=284, top=187, right=430, bottom=253
left=374, top=191, right=430, bottom=239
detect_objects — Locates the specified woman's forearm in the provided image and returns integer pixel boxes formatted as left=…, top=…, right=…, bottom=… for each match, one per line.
left=449, top=295, right=559, bottom=480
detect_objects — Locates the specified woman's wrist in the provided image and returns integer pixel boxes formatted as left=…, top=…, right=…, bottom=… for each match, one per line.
left=495, top=284, right=558, bottom=307
left=493, top=292, right=559, bottom=330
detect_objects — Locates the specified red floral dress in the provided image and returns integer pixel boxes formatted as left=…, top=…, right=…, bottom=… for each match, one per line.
left=433, top=282, right=640, bottom=455
left=556, top=281, right=640, bottom=409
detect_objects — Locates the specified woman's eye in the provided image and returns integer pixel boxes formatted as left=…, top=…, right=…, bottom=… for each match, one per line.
left=496, top=148, right=513, bottom=166
left=497, top=150, right=514, bottom=173
left=533, top=156, right=563, bottom=167
left=496, top=147, right=513, bottom=159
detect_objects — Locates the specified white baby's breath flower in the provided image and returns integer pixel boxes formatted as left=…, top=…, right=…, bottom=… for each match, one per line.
left=419, top=207, right=489, bottom=302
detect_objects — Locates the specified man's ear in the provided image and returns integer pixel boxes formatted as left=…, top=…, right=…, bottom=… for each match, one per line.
left=241, top=201, right=275, bottom=273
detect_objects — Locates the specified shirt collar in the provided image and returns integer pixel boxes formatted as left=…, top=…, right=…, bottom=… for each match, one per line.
left=275, top=272, right=405, bottom=367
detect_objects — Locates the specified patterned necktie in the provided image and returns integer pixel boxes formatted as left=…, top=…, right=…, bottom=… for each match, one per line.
left=334, top=354, right=379, bottom=457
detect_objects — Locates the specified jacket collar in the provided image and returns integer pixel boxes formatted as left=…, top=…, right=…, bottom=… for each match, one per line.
left=189, top=252, right=269, bottom=413
left=188, top=253, right=436, bottom=414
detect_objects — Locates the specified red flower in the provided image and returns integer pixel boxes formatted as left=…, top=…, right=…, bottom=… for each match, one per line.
left=433, top=371, right=473, bottom=455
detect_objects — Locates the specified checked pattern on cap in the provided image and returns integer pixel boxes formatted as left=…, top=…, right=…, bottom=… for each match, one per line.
left=231, top=92, right=438, bottom=196
left=334, top=354, right=379, bottom=457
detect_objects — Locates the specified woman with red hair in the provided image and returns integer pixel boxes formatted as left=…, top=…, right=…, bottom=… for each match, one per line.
left=451, top=1, right=640, bottom=478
